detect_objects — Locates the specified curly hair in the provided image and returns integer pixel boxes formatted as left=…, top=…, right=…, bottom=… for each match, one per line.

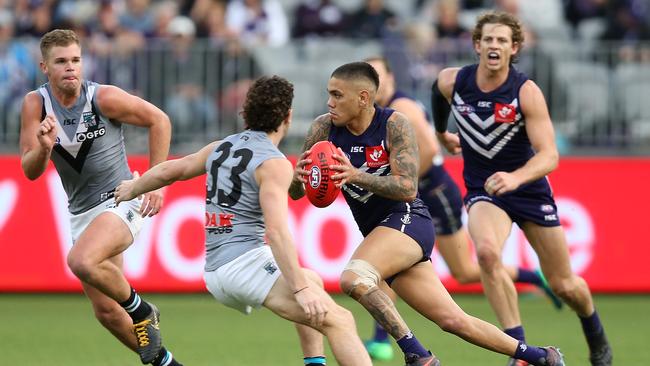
left=40, top=29, right=80, bottom=60
left=243, top=75, right=294, bottom=133
left=472, top=11, right=525, bottom=64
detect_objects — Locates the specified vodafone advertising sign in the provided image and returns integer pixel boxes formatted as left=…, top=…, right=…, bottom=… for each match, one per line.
left=0, top=156, right=649, bottom=293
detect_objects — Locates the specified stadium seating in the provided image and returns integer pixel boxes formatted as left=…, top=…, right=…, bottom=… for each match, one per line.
left=613, top=63, right=650, bottom=142
left=252, top=38, right=382, bottom=139
left=552, top=60, right=611, bottom=145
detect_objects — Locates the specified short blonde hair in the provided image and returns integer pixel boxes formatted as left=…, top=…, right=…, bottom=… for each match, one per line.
left=40, top=29, right=80, bottom=60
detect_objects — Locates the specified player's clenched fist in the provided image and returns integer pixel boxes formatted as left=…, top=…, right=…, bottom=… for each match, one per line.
left=38, top=115, right=58, bottom=148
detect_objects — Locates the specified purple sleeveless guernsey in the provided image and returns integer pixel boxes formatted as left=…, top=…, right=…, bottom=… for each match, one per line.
left=328, top=105, right=432, bottom=236
left=452, top=64, right=552, bottom=197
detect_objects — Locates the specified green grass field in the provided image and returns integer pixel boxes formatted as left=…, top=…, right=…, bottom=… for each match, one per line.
left=1, top=293, right=648, bottom=365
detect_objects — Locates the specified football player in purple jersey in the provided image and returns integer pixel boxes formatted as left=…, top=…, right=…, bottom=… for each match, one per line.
left=290, top=61, right=565, bottom=366
left=432, top=11, right=612, bottom=366
left=359, top=56, right=562, bottom=362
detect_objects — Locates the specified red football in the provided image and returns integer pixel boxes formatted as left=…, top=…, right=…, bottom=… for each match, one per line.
left=304, top=141, right=341, bottom=208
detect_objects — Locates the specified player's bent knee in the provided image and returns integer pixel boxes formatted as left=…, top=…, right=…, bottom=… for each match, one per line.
left=67, top=252, right=94, bottom=280
left=549, top=276, right=584, bottom=301
left=437, top=312, right=470, bottom=335
left=475, top=245, right=502, bottom=272
left=450, top=269, right=478, bottom=284
left=339, top=259, right=381, bottom=299
left=550, top=283, right=573, bottom=301
left=327, top=305, right=355, bottom=327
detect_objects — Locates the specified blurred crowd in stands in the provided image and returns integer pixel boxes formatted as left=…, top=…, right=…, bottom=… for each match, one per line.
left=0, top=0, right=647, bottom=43
left=0, top=0, right=649, bottom=152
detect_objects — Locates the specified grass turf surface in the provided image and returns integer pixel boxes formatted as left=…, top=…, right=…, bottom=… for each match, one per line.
left=1, top=293, right=648, bottom=365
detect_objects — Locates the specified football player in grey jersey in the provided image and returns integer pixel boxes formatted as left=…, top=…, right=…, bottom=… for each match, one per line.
left=20, top=30, right=180, bottom=366
left=114, top=75, right=371, bottom=366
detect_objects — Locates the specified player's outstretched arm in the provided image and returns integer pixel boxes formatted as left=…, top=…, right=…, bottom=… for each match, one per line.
left=332, top=112, right=419, bottom=201
left=289, top=114, right=331, bottom=200
left=20, top=91, right=56, bottom=180
left=114, top=141, right=218, bottom=206
left=260, top=158, right=328, bottom=326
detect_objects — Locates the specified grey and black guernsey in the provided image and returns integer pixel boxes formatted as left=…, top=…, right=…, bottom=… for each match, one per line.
left=204, top=130, right=285, bottom=272
left=38, top=80, right=131, bottom=215
left=451, top=64, right=552, bottom=196
left=328, top=105, right=432, bottom=237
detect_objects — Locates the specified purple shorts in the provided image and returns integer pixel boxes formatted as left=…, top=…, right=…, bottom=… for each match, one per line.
left=465, top=188, right=561, bottom=228
left=419, top=165, right=464, bottom=235
left=376, top=202, right=435, bottom=263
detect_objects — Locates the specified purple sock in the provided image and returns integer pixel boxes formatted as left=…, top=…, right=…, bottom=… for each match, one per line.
left=580, top=310, right=606, bottom=349
left=373, top=322, right=389, bottom=342
left=504, top=325, right=526, bottom=342
left=396, top=332, right=429, bottom=358
left=514, top=341, right=548, bottom=365
left=516, top=268, right=544, bottom=287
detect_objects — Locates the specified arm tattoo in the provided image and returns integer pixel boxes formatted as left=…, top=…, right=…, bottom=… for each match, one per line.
left=354, top=113, right=419, bottom=201
left=288, top=114, right=332, bottom=199
left=300, top=114, right=331, bottom=153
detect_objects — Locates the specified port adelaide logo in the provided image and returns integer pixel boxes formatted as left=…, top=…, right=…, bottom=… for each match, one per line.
left=76, top=111, right=106, bottom=142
